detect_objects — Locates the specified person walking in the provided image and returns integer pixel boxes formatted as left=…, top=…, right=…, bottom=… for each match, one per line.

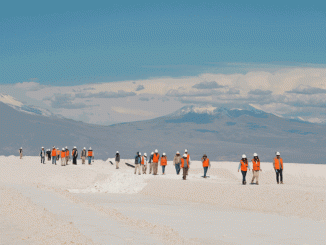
left=40, top=147, right=45, bottom=164
left=51, top=147, right=57, bottom=165
left=46, top=149, right=51, bottom=161
left=87, top=147, right=94, bottom=165
left=173, top=151, right=181, bottom=175
left=56, top=148, right=61, bottom=161
left=201, top=154, right=210, bottom=178
left=115, top=151, right=120, bottom=169
left=160, top=153, right=167, bottom=175
left=81, top=147, right=87, bottom=164
left=238, top=154, right=250, bottom=185
left=142, top=153, right=148, bottom=174
left=251, top=153, right=262, bottom=185
left=61, top=148, right=66, bottom=166
left=181, top=154, right=189, bottom=180
left=273, top=152, right=284, bottom=184
left=72, top=146, right=78, bottom=165
left=134, top=152, right=141, bottom=175
left=65, top=147, right=70, bottom=165
left=152, top=149, right=160, bottom=175
left=148, top=152, right=154, bottom=174
left=19, top=147, right=23, bottom=159
left=185, top=149, right=191, bottom=175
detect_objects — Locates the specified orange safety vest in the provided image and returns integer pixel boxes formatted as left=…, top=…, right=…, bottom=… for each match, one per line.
left=52, top=149, right=57, bottom=156
left=240, top=160, right=248, bottom=171
left=187, top=154, right=190, bottom=161
left=88, top=150, right=93, bottom=157
left=66, top=150, right=69, bottom=156
left=181, top=158, right=189, bottom=168
left=153, top=153, right=160, bottom=163
left=274, top=158, right=283, bottom=169
left=61, top=151, right=66, bottom=158
left=252, top=159, right=260, bottom=171
left=160, top=157, right=167, bottom=166
left=202, top=158, right=210, bottom=167
left=141, top=156, right=144, bottom=165
left=57, top=150, right=61, bottom=156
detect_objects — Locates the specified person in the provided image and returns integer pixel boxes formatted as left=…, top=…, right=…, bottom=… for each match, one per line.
left=142, top=153, right=148, bottom=174
left=273, top=152, right=284, bottom=184
left=51, top=147, right=57, bottom=165
left=65, top=147, right=70, bottom=165
left=148, top=152, right=154, bottom=174
left=173, top=151, right=181, bottom=175
left=40, top=147, right=45, bottom=164
left=19, top=147, right=23, bottom=159
left=251, top=153, right=262, bottom=185
left=81, top=147, right=87, bottom=164
left=72, top=146, right=78, bottom=165
left=87, top=147, right=94, bottom=165
left=61, top=148, right=66, bottom=166
left=152, top=149, right=160, bottom=175
left=160, top=153, right=167, bottom=175
left=56, top=148, right=61, bottom=161
left=185, top=149, right=191, bottom=175
left=134, top=152, right=141, bottom=175
left=115, top=151, right=120, bottom=169
left=238, top=154, right=250, bottom=185
left=201, top=154, right=210, bottom=178
left=46, top=149, right=51, bottom=161
left=181, top=154, right=189, bottom=180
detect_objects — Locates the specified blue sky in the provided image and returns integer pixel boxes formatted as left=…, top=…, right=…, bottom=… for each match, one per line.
left=1, top=0, right=326, bottom=86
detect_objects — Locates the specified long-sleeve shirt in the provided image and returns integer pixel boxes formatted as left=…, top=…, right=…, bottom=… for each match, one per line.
left=115, top=154, right=120, bottom=162
left=173, top=155, right=181, bottom=165
left=135, top=155, right=141, bottom=164
left=40, top=150, right=45, bottom=157
left=238, top=162, right=251, bottom=171
left=149, top=155, right=153, bottom=163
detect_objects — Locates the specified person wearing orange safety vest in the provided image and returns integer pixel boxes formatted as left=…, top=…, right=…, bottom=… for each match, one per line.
left=273, top=152, right=284, bottom=184
left=152, top=149, right=160, bottom=175
left=141, top=153, right=148, bottom=174
left=184, top=149, right=191, bottom=175
left=61, top=148, right=66, bottom=166
left=51, top=147, right=57, bottom=165
left=87, top=147, right=94, bottom=165
left=238, top=154, right=251, bottom=185
left=181, top=154, right=189, bottom=180
left=160, top=153, right=167, bottom=175
left=201, top=154, right=210, bottom=178
left=251, top=153, right=262, bottom=185
left=56, top=148, right=61, bottom=161
left=65, top=147, right=70, bottom=165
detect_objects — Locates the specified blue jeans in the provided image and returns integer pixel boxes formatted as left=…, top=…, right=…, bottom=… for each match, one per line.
left=241, top=171, right=247, bottom=183
left=175, top=163, right=180, bottom=174
left=203, top=167, right=208, bottom=177
left=162, top=165, right=166, bottom=174
left=88, top=156, right=92, bottom=164
left=41, top=157, right=45, bottom=164
left=52, top=157, right=56, bottom=164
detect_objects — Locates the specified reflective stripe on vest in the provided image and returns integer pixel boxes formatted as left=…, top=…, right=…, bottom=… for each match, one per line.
left=274, top=158, right=283, bottom=169
left=240, top=160, right=248, bottom=171
left=252, top=159, right=260, bottom=171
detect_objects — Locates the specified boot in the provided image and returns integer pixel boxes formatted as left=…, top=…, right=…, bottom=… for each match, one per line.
left=277, top=182, right=279, bottom=184
left=244, top=181, right=247, bottom=185
left=280, top=181, right=283, bottom=184
left=256, top=181, right=259, bottom=185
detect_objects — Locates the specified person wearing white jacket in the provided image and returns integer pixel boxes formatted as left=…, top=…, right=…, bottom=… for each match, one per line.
left=142, top=153, right=148, bottom=174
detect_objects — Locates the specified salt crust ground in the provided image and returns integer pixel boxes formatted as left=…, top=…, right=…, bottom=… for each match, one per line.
left=1, top=155, right=326, bottom=244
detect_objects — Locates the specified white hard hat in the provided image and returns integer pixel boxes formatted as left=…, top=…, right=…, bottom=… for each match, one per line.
left=183, top=154, right=187, bottom=158
left=155, top=149, right=158, bottom=153
left=74, top=146, right=76, bottom=149
left=89, top=147, right=92, bottom=150
left=139, top=152, right=141, bottom=155
left=42, top=146, right=44, bottom=148
left=84, top=147, right=86, bottom=150
left=176, top=151, right=180, bottom=154
left=65, top=146, right=68, bottom=148
left=253, top=153, right=258, bottom=157
left=276, top=152, right=280, bottom=156
left=116, top=151, right=119, bottom=153
left=62, top=148, right=65, bottom=150
left=20, top=147, right=22, bottom=149
left=242, top=154, right=247, bottom=159
left=144, top=153, right=147, bottom=156
left=163, top=152, right=166, bottom=156
left=185, top=149, right=188, bottom=152
left=57, top=148, right=59, bottom=150
left=151, top=152, right=154, bottom=155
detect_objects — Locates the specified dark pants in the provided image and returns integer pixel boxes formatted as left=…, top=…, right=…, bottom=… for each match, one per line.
left=203, top=167, right=208, bottom=177
left=41, top=157, right=45, bottom=164
left=276, top=169, right=283, bottom=183
left=241, top=171, right=247, bottom=184
left=175, top=163, right=180, bottom=174
left=73, top=157, right=77, bottom=165
left=183, top=167, right=188, bottom=179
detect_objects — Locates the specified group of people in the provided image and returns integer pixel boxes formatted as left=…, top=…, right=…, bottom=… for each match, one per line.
left=39, top=146, right=94, bottom=166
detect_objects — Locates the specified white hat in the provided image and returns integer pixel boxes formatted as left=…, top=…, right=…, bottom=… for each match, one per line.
left=242, top=154, right=247, bottom=159
left=183, top=154, right=187, bottom=158
left=20, top=147, right=22, bottom=149
left=42, top=146, right=44, bottom=148
left=144, top=153, right=147, bottom=156
left=163, top=152, right=166, bottom=156
left=65, top=146, right=68, bottom=148
left=185, top=149, right=188, bottom=152
left=155, top=149, right=158, bottom=153
left=139, top=152, right=141, bottom=155
left=62, top=148, right=65, bottom=150
left=253, top=153, right=258, bottom=157
left=151, top=152, right=154, bottom=155
left=89, top=147, right=92, bottom=150
left=84, top=147, right=86, bottom=150
left=176, top=151, right=180, bottom=154
left=276, top=152, right=280, bottom=156
left=74, top=146, right=76, bottom=149
left=57, top=148, right=59, bottom=150
left=116, top=151, right=119, bottom=153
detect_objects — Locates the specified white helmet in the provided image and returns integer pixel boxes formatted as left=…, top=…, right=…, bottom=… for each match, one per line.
left=276, top=152, right=280, bottom=156
left=65, top=146, right=68, bottom=149
left=144, top=153, right=147, bottom=156
left=155, top=149, right=158, bottom=153
left=116, top=151, right=119, bottom=153
left=20, top=147, right=22, bottom=149
left=183, top=154, right=187, bottom=158
left=253, top=153, right=258, bottom=157
left=242, top=154, right=247, bottom=159
left=139, top=152, right=141, bottom=156
left=42, top=146, right=44, bottom=148
left=74, top=146, right=76, bottom=149
left=185, top=149, right=188, bottom=153
left=57, top=148, right=59, bottom=150
left=163, top=152, right=166, bottom=156
left=83, top=147, right=86, bottom=150
left=62, top=148, right=65, bottom=150
left=89, top=147, right=92, bottom=150
left=151, top=152, right=154, bottom=155
left=176, top=151, right=180, bottom=154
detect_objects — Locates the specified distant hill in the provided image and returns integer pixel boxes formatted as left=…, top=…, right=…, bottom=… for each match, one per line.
left=1, top=102, right=325, bottom=163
